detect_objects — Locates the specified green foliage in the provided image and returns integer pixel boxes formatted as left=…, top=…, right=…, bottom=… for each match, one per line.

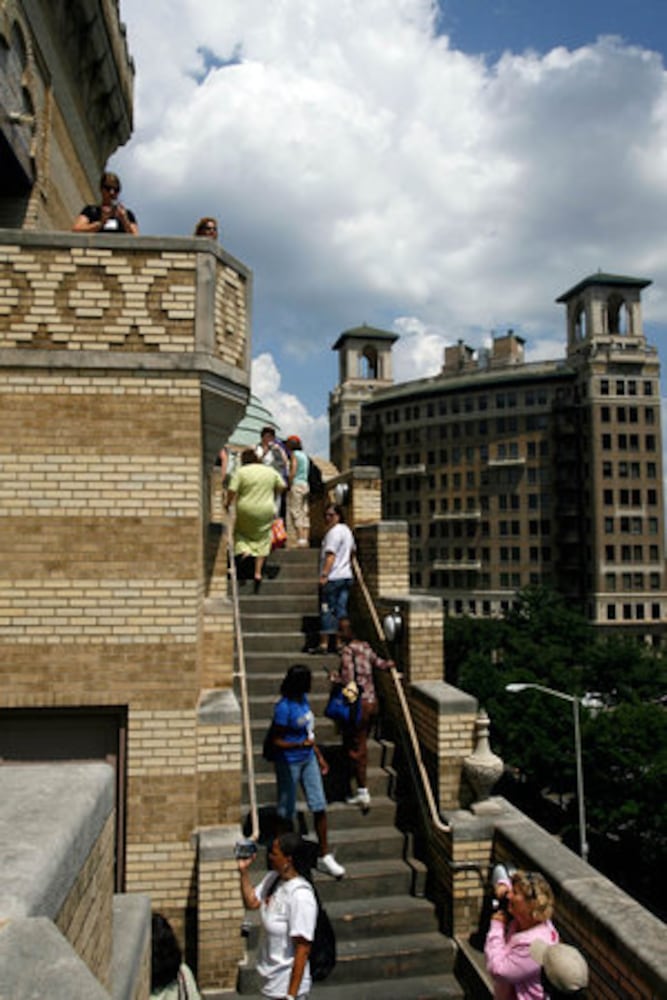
left=447, top=586, right=667, bottom=912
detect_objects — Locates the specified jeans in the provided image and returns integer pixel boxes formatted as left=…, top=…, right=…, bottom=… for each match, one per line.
left=275, top=753, right=327, bottom=818
left=320, top=577, right=352, bottom=634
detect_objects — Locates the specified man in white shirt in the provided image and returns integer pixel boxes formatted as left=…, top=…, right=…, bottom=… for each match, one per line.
left=310, top=504, right=355, bottom=655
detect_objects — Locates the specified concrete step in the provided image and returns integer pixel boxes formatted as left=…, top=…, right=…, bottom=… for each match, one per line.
left=324, top=892, right=439, bottom=940
left=238, top=611, right=319, bottom=634
left=239, top=650, right=339, bottom=674
left=238, top=930, right=456, bottom=993
left=309, top=971, right=464, bottom=999
left=239, top=578, right=317, bottom=598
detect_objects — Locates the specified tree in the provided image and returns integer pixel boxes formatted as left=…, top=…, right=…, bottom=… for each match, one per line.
left=448, top=587, right=667, bottom=918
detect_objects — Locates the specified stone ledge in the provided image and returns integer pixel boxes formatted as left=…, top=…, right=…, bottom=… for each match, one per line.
left=111, top=893, right=151, bottom=1000
left=195, top=824, right=240, bottom=862
left=0, top=917, right=110, bottom=999
left=0, top=763, right=114, bottom=921
left=411, top=680, right=478, bottom=717
left=198, top=689, right=241, bottom=726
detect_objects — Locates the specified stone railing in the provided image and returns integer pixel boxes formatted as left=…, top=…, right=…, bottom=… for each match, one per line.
left=0, top=762, right=151, bottom=998
left=0, top=231, right=251, bottom=378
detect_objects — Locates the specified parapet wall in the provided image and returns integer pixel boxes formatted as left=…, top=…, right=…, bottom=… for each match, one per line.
left=0, top=762, right=150, bottom=997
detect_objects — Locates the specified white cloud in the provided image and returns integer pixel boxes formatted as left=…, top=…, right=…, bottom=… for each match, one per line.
left=251, top=353, right=329, bottom=456
left=114, top=0, right=667, bottom=424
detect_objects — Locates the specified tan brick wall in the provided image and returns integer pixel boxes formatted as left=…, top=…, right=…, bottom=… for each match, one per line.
left=55, top=812, right=115, bottom=989
left=197, top=844, right=246, bottom=989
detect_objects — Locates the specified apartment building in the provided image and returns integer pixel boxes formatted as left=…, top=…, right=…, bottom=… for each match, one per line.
left=334, top=273, right=666, bottom=640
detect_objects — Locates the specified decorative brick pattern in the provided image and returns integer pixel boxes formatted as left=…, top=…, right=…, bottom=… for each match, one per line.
left=0, top=243, right=248, bottom=360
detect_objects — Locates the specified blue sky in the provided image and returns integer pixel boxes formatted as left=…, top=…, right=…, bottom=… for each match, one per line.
left=115, top=0, right=667, bottom=455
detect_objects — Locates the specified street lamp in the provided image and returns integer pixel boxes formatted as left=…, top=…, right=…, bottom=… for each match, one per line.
left=505, top=682, right=589, bottom=863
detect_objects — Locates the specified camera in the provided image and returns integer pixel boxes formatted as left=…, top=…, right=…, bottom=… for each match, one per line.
left=234, top=838, right=258, bottom=860
left=491, top=862, right=515, bottom=911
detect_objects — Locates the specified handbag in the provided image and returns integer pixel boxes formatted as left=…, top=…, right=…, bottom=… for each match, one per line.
left=324, top=683, right=361, bottom=727
left=271, top=517, right=287, bottom=549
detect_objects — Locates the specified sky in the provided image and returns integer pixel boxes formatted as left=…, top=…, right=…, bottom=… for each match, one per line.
left=113, top=0, right=667, bottom=456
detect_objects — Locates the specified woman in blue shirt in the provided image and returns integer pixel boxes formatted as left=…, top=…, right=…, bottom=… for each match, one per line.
left=270, top=664, right=344, bottom=879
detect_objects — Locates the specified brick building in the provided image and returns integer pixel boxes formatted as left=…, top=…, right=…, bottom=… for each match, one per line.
left=336, top=273, right=667, bottom=641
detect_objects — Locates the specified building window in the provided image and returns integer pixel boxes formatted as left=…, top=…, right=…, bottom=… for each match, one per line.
left=603, top=489, right=613, bottom=505
left=602, top=461, right=612, bottom=478
left=607, top=604, right=616, bottom=620
left=601, top=406, right=611, bottom=422
left=623, top=604, right=632, bottom=620
left=651, top=603, right=660, bottom=619
left=646, top=434, right=656, bottom=451
left=600, top=379, right=609, bottom=396
left=617, top=406, right=626, bottom=423
left=643, top=380, right=653, bottom=396
left=605, top=545, right=615, bottom=561
left=602, top=434, right=612, bottom=450
left=605, top=573, right=616, bottom=592
left=616, top=379, right=625, bottom=395
left=628, top=380, right=637, bottom=396
left=604, top=517, right=614, bottom=533
left=636, top=603, right=645, bottom=620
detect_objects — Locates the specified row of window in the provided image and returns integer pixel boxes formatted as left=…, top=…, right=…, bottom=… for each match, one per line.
left=384, top=388, right=555, bottom=424
left=604, top=516, right=660, bottom=535
left=602, top=488, right=658, bottom=506
left=605, top=572, right=662, bottom=591
left=377, top=378, right=656, bottom=430
left=600, top=378, right=654, bottom=397
left=606, top=603, right=661, bottom=621
left=601, top=460, right=657, bottom=479
left=601, top=433, right=657, bottom=451
left=600, top=405, right=656, bottom=424
left=605, top=543, right=661, bottom=562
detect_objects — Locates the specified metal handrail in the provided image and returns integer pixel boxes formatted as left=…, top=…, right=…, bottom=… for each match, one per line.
left=352, top=554, right=451, bottom=835
left=226, top=513, right=260, bottom=843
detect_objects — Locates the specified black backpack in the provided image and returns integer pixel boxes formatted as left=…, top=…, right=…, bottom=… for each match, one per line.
left=307, top=457, right=324, bottom=497
left=310, top=885, right=337, bottom=981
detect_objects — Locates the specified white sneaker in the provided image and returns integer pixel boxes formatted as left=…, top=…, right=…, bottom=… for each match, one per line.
left=317, top=852, right=345, bottom=878
left=346, top=788, right=371, bottom=807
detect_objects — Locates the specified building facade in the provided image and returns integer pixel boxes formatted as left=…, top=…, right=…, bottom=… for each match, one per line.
left=345, top=274, right=666, bottom=640
left=1, top=0, right=134, bottom=229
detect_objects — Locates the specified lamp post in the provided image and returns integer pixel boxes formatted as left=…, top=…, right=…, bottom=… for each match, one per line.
left=505, top=682, right=589, bottom=862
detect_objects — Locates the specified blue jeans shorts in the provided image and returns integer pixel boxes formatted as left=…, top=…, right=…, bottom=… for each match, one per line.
left=320, top=577, right=352, bottom=634
left=275, top=753, right=327, bottom=818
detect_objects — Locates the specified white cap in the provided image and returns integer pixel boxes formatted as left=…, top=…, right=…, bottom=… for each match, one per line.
left=530, top=940, right=589, bottom=993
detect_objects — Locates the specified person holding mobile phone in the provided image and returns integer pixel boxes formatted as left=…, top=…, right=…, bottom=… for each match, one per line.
left=72, top=170, right=139, bottom=234
left=238, top=832, right=317, bottom=1000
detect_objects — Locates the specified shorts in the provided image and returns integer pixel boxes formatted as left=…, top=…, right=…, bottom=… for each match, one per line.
left=275, top=752, right=327, bottom=817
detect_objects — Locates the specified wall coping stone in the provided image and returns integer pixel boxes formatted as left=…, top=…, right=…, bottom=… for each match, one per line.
left=411, top=680, right=479, bottom=716
left=111, top=893, right=151, bottom=1000
left=198, top=689, right=241, bottom=726
left=0, top=762, right=114, bottom=920
left=356, top=520, right=409, bottom=535
left=195, top=824, right=240, bottom=862
left=0, top=916, right=111, bottom=999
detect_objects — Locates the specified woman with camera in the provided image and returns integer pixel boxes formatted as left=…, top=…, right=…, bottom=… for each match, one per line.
left=238, top=832, right=317, bottom=1000
left=485, top=868, right=559, bottom=999
left=72, top=170, right=139, bottom=234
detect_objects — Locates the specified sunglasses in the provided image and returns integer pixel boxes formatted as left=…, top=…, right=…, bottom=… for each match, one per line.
left=103, top=185, right=119, bottom=193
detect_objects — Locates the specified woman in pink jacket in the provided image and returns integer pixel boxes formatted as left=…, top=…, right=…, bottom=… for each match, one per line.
left=484, top=869, right=559, bottom=1000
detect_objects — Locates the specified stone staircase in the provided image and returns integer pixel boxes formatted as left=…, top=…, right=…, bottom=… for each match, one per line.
left=234, top=547, right=464, bottom=999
